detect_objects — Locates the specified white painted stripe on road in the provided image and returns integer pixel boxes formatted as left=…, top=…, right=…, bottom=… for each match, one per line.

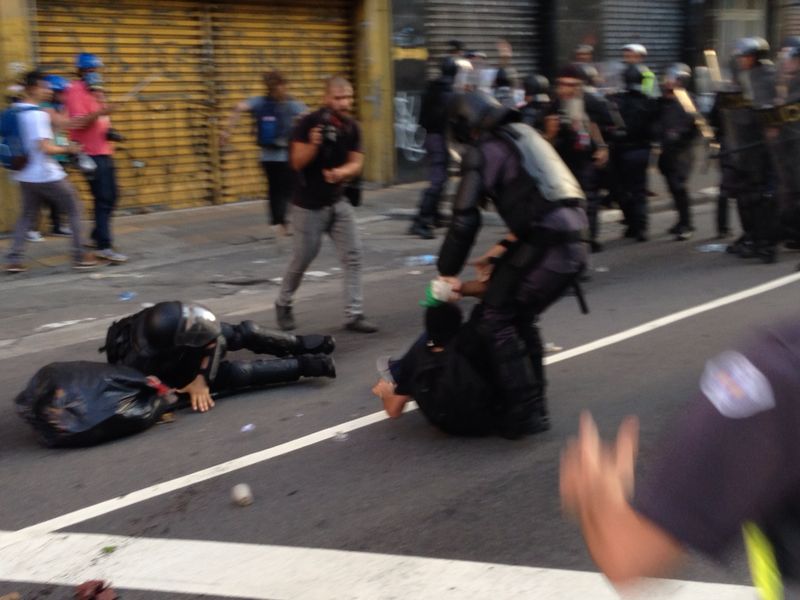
left=545, top=271, right=800, bottom=366
left=6, top=272, right=800, bottom=546
left=0, top=531, right=756, bottom=600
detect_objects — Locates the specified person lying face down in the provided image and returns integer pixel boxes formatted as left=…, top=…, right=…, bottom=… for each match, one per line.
left=102, top=301, right=336, bottom=412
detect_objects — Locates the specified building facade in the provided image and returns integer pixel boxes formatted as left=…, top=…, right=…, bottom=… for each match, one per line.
left=1, top=0, right=796, bottom=229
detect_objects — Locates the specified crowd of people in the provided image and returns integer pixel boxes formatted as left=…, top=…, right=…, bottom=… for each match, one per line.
left=410, top=37, right=800, bottom=270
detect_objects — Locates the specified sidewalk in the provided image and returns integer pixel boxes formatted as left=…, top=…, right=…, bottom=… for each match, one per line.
left=1, top=157, right=719, bottom=278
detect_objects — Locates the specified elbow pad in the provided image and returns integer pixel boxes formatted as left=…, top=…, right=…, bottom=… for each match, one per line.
left=438, top=151, right=484, bottom=276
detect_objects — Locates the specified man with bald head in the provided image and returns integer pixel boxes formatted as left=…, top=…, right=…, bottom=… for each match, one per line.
left=275, top=76, right=378, bottom=333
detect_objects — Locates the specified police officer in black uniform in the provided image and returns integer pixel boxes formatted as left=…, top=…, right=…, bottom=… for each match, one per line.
left=102, top=301, right=336, bottom=412
left=561, top=318, right=800, bottom=596
left=657, top=63, right=699, bottom=241
left=721, top=37, right=779, bottom=263
left=409, top=58, right=457, bottom=239
left=772, top=41, right=800, bottom=255
left=436, top=91, right=588, bottom=438
left=608, top=64, right=657, bottom=242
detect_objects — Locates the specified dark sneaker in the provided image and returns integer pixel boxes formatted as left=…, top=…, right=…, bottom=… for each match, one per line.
left=667, top=223, right=681, bottom=235
left=275, top=302, right=296, bottom=331
left=635, top=231, right=648, bottom=242
left=73, top=254, right=99, bottom=270
left=675, top=225, right=694, bottom=241
left=345, top=315, right=379, bottom=333
left=299, top=354, right=336, bottom=378
left=589, top=240, right=603, bottom=253
left=5, top=263, right=27, bottom=274
left=408, top=222, right=434, bottom=240
left=51, top=227, right=73, bottom=237
left=95, top=248, right=128, bottom=263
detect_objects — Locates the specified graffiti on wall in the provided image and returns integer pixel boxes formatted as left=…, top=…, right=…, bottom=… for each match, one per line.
left=394, top=91, right=426, bottom=162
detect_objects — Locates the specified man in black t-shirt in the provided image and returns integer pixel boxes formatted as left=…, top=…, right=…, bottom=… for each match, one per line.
left=560, top=320, right=800, bottom=596
left=275, top=76, right=378, bottom=333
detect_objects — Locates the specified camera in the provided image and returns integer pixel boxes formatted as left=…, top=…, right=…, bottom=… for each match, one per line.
left=106, top=128, right=125, bottom=142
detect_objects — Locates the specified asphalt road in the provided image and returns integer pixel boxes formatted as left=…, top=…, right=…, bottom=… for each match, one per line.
left=1, top=204, right=798, bottom=599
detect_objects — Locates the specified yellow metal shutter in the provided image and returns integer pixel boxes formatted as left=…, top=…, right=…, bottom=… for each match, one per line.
left=35, top=0, right=215, bottom=210
left=212, top=0, right=355, bottom=205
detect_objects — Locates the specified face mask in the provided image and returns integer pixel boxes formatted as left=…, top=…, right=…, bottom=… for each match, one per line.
left=82, top=71, right=104, bottom=89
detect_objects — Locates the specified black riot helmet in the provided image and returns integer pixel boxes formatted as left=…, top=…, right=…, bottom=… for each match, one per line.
left=664, top=62, right=692, bottom=88
left=440, top=56, right=458, bottom=81
left=142, top=301, right=221, bottom=350
left=734, top=37, right=771, bottom=60
left=447, top=90, right=519, bottom=143
left=623, top=63, right=647, bottom=91
left=523, top=74, right=550, bottom=101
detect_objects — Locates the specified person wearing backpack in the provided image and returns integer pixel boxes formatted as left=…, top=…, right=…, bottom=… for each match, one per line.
left=221, top=70, right=306, bottom=236
left=3, top=70, right=97, bottom=273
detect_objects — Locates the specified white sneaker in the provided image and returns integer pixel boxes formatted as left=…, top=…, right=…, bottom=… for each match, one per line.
left=25, top=231, right=45, bottom=242
left=95, top=248, right=129, bottom=263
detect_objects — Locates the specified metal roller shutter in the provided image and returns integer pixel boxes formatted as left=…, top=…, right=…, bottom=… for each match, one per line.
left=35, top=0, right=215, bottom=210
left=35, top=0, right=356, bottom=211
left=784, top=3, right=800, bottom=37
left=602, top=0, right=685, bottom=75
left=212, top=0, right=354, bottom=204
left=426, top=0, right=542, bottom=80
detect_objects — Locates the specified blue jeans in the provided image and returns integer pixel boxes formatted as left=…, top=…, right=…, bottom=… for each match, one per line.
left=87, top=155, right=118, bottom=250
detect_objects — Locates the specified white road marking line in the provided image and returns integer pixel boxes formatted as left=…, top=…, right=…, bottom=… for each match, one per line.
left=5, top=272, right=800, bottom=546
left=545, top=271, right=800, bottom=366
left=0, top=531, right=756, bottom=600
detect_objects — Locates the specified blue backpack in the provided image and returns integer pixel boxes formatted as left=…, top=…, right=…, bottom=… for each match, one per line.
left=0, top=105, right=39, bottom=171
left=254, top=97, right=289, bottom=148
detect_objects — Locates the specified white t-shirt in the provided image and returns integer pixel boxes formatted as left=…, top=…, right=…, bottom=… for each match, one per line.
left=12, top=103, right=66, bottom=184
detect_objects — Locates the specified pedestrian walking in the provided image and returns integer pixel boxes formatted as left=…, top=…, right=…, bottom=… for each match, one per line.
left=274, top=76, right=378, bottom=334
left=65, top=53, right=127, bottom=263
left=4, top=70, right=97, bottom=273
left=221, top=70, right=307, bottom=237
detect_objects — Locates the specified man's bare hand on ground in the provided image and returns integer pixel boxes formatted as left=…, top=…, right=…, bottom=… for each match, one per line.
left=178, top=375, right=215, bottom=413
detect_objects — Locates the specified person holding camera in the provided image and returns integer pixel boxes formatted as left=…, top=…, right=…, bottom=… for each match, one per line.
left=274, top=76, right=378, bottom=334
left=65, top=52, right=127, bottom=263
left=5, top=70, right=98, bottom=273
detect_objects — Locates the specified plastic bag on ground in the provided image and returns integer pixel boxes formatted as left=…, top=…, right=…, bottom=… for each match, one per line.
left=15, top=361, right=176, bottom=447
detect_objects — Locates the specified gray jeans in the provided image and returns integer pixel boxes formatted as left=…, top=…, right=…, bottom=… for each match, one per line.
left=7, top=178, right=85, bottom=263
left=277, top=200, right=363, bottom=320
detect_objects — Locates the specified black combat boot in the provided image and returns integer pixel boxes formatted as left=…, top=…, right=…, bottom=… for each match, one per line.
left=228, top=320, right=335, bottom=356
left=491, top=337, right=548, bottom=439
left=298, top=354, right=337, bottom=378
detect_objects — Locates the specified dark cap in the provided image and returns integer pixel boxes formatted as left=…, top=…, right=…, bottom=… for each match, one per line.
left=557, top=64, right=584, bottom=81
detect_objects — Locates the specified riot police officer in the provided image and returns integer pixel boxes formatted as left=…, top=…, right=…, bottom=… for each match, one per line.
left=608, top=64, right=657, bottom=242
left=772, top=42, right=800, bottom=253
left=101, top=301, right=336, bottom=411
left=657, top=63, right=699, bottom=241
left=519, top=74, right=550, bottom=129
left=721, top=37, right=779, bottom=263
left=436, top=92, right=588, bottom=438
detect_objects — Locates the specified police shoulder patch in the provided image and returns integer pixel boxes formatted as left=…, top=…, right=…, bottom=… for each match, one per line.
left=700, top=351, right=775, bottom=419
